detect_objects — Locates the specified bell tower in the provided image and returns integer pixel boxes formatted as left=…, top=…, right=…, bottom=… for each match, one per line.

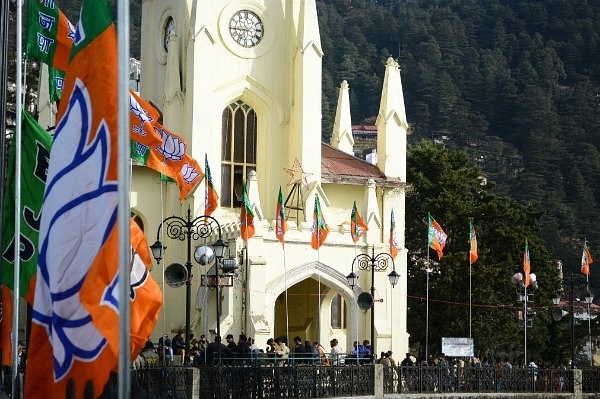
left=139, top=0, right=324, bottom=216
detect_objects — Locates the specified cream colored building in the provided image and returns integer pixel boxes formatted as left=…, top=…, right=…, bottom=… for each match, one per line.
left=128, top=0, right=410, bottom=356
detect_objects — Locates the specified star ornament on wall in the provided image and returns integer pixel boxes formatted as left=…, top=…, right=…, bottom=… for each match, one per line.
left=284, top=158, right=312, bottom=187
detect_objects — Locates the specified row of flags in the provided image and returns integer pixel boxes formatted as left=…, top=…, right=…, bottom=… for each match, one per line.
left=26, top=0, right=210, bottom=202
left=1, top=1, right=167, bottom=397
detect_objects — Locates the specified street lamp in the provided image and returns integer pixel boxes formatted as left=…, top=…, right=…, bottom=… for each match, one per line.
left=552, top=273, right=594, bottom=369
left=150, top=206, right=226, bottom=365
left=346, top=245, right=400, bottom=358
left=510, top=271, right=538, bottom=367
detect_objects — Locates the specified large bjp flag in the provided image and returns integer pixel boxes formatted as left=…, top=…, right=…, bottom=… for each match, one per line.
left=26, top=1, right=121, bottom=397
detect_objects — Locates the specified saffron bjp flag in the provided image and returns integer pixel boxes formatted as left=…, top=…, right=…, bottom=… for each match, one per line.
left=25, top=0, right=76, bottom=72
left=469, top=221, right=478, bottom=264
left=129, top=90, right=164, bottom=147
left=523, top=239, right=531, bottom=287
left=130, top=123, right=203, bottom=201
left=25, top=1, right=121, bottom=397
left=389, top=210, right=400, bottom=259
left=1, top=110, right=52, bottom=304
left=581, top=240, right=593, bottom=277
left=122, top=220, right=163, bottom=358
left=81, top=219, right=163, bottom=376
left=175, top=153, right=204, bottom=201
left=311, top=194, right=328, bottom=250
left=275, top=187, right=288, bottom=246
left=240, top=182, right=255, bottom=241
left=428, top=213, right=447, bottom=260
left=205, top=154, right=219, bottom=216
left=0, top=285, right=13, bottom=367
left=351, top=201, right=368, bottom=243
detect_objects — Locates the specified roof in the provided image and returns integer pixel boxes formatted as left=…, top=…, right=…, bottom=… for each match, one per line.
left=321, top=143, right=404, bottom=187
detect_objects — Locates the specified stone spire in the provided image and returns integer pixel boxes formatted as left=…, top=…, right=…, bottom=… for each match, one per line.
left=376, top=57, right=408, bottom=181
left=291, top=0, right=324, bottom=184
left=330, top=80, right=355, bottom=155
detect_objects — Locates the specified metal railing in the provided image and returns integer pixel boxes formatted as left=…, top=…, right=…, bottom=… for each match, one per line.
left=128, top=364, right=600, bottom=398
left=390, top=365, right=571, bottom=394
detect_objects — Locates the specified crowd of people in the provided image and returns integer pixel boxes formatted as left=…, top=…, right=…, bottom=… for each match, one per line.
left=132, top=332, right=403, bottom=368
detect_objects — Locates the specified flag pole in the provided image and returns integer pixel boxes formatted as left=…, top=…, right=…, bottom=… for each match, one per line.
left=585, top=239, right=592, bottom=365
left=469, top=222, right=472, bottom=339
left=317, top=227, right=321, bottom=345
left=12, top=2, right=23, bottom=396
left=117, top=0, right=132, bottom=398
left=0, top=1, right=8, bottom=391
left=284, top=245, right=289, bottom=345
left=426, top=246, right=430, bottom=363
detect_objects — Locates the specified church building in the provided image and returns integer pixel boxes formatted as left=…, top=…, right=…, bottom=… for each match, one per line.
left=131, top=0, right=410, bottom=356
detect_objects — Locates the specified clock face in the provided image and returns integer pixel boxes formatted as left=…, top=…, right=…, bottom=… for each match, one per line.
left=228, top=10, right=264, bottom=48
left=163, top=16, right=175, bottom=52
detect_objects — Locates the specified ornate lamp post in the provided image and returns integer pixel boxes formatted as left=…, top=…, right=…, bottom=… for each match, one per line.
left=150, top=206, right=226, bottom=365
left=510, top=271, right=538, bottom=367
left=346, top=246, right=400, bottom=357
left=552, top=273, right=594, bottom=369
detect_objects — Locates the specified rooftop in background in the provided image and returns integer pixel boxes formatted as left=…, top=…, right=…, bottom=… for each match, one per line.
left=321, top=143, right=403, bottom=187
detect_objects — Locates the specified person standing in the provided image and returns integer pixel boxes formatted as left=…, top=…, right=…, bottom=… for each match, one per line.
left=329, top=338, right=344, bottom=365
left=401, top=352, right=414, bottom=367
left=158, top=334, right=173, bottom=365
left=292, top=336, right=306, bottom=364
left=225, top=334, right=237, bottom=353
left=205, top=336, right=231, bottom=365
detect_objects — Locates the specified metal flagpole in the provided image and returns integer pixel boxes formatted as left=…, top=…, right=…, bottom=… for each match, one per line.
left=0, top=2, right=9, bottom=394
left=426, top=247, right=430, bottom=363
left=12, top=2, right=23, bottom=397
left=524, top=285, right=527, bottom=367
left=469, top=223, right=472, bottom=339
left=284, top=246, right=289, bottom=344
left=117, top=1, right=132, bottom=398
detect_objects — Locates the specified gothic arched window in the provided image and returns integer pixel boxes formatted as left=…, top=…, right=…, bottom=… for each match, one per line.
left=331, top=294, right=347, bottom=329
left=221, top=100, right=257, bottom=207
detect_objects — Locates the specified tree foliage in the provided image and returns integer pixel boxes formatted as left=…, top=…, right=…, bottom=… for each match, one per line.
left=406, top=141, right=565, bottom=364
left=315, top=0, right=600, bottom=294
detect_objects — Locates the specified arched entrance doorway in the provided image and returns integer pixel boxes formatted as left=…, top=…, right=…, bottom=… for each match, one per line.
left=268, top=262, right=357, bottom=352
left=273, top=278, right=325, bottom=342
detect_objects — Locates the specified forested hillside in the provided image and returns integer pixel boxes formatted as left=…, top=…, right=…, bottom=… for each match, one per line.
left=19, top=0, right=600, bottom=279
left=316, top=0, right=600, bottom=282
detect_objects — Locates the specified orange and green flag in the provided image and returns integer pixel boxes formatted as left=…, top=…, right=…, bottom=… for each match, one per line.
left=129, top=89, right=163, bottom=147
left=428, top=213, right=447, bottom=260
left=25, top=0, right=75, bottom=72
left=205, top=154, right=219, bottom=216
left=240, top=182, right=255, bottom=241
left=275, top=187, right=288, bottom=246
left=389, top=209, right=400, bottom=259
left=130, top=123, right=203, bottom=201
left=523, top=239, right=531, bottom=287
left=469, top=221, right=478, bottom=264
left=26, top=1, right=121, bottom=396
left=311, top=194, right=328, bottom=250
left=350, top=201, right=368, bottom=243
left=581, top=239, right=593, bottom=276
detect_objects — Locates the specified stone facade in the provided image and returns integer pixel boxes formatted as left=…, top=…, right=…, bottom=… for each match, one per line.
left=128, top=0, right=409, bottom=356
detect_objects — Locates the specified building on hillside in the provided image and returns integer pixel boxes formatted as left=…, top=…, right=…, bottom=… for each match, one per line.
left=128, top=1, right=409, bottom=356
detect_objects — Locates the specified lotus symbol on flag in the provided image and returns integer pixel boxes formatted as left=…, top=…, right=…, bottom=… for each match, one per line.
left=155, top=127, right=185, bottom=162
left=129, top=95, right=154, bottom=136
left=33, top=80, right=118, bottom=381
left=181, top=163, right=200, bottom=184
